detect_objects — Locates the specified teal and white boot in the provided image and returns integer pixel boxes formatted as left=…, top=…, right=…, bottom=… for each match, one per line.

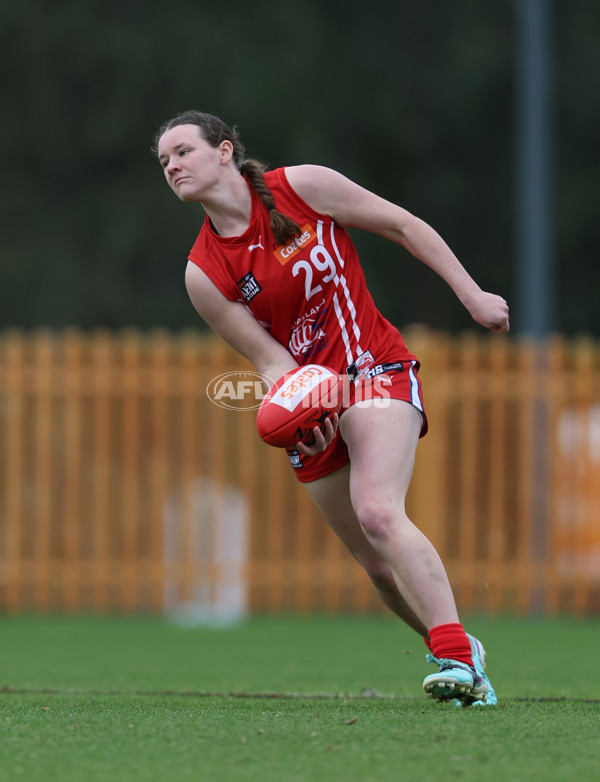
left=423, top=654, right=488, bottom=704
left=458, top=634, right=498, bottom=707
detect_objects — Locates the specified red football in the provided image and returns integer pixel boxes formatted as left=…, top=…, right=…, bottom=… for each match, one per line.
left=257, top=364, right=343, bottom=448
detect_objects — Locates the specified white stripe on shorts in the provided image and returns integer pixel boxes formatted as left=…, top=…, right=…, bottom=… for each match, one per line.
left=408, top=360, right=424, bottom=412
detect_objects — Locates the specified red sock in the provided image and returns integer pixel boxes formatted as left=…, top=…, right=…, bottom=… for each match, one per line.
left=423, top=636, right=433, bottom=652
left=428, top=623, right=473, bottom=666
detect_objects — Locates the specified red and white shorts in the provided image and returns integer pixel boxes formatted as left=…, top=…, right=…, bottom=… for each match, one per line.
left=285, top=359, right=427, bottom=483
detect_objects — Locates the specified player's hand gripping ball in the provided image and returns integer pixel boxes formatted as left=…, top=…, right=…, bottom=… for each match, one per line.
left=257, top=364, right=343, bottom=448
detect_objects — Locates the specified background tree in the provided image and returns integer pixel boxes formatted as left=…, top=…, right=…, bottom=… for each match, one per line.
left=0, top=0, right=598, bottom=335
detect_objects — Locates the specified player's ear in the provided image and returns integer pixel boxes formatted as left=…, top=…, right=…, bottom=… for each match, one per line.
left=219, top=140, right=234, bottom=165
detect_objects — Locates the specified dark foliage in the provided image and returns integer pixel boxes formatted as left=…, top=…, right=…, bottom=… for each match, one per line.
left=0, top=0, right=598, bottom=334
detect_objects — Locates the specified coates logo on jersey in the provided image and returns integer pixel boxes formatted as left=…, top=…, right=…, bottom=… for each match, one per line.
left=273, top=224, right=317, bottom=265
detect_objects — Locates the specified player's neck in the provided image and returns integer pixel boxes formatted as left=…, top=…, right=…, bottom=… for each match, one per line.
left=202, top=172, right=252, bottom=238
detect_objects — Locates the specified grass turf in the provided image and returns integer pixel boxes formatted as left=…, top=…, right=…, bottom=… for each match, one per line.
left=0, top=615, right=598, bottom=781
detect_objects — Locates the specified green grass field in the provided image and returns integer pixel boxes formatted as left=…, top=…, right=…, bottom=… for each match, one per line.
left=1, top=615, right=598, bottom=782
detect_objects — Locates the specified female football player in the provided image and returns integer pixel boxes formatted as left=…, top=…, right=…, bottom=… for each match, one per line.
left=155, top=111, right=508, bottom=705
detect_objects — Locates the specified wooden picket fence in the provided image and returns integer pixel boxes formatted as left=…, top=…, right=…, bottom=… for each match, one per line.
left=0, top=327, right=599, bottom=617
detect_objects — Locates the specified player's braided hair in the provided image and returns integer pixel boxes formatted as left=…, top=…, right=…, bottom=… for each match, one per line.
left=154, top=111, right=302, bottom=246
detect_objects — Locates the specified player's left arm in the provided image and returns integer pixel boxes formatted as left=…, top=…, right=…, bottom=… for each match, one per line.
left=285, top=165, right=509, bottom=334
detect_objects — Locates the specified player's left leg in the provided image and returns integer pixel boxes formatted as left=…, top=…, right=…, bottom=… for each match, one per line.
left=303, top=464, right=429, bottom=637
left=339, top=399, right=459, bottom=629
left=339, top=399, right=489, bottom=704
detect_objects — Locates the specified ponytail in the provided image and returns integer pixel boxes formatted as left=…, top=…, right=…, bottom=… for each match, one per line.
left=240, top=160, right=302, bottom=246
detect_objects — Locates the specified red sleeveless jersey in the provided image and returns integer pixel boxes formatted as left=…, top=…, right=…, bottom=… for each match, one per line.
left=188, top=167, right=417, bottom=374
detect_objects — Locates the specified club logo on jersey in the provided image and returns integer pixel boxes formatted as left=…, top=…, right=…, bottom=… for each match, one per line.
left=288, top=298, right=329, bottom=360
left=237, top=271, right=262, bottom=303
left=273, top=223, right=317, bottom=266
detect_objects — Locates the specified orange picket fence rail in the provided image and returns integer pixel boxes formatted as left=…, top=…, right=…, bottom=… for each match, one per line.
left=0, top=328, right=599, bottom=617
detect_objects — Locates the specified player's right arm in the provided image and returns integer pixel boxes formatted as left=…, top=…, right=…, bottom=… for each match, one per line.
left=186, top=261, right=337, bottom=455
left=185, top=261, right=298, bottom=385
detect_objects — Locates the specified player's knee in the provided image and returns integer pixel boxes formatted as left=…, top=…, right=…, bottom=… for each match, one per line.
left=355, top=500, right=398, bottom=543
